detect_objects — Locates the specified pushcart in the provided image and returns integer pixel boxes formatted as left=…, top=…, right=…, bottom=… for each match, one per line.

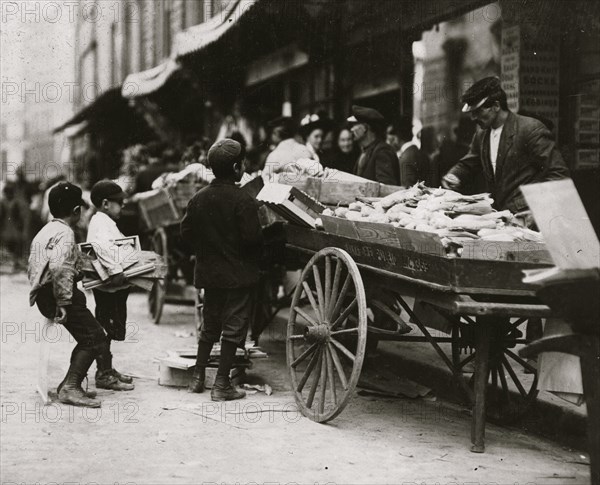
left=282, top=219, right=553, bottom=453
left=135, top=187, right=198, bottom=324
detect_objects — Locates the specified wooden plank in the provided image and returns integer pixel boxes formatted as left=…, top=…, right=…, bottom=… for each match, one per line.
left=521, top=179, right=600, bottom=269
left=459, top=240, right=552, bottom=264
left=321, top=214, right=360, bottom=239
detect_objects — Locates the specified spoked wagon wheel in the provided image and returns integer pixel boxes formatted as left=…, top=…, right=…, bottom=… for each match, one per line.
left=287, top=248, right=367, bottom=423
left=148, top=227, right=167, bottom=325
left=451, top=316, right=539, bottom=423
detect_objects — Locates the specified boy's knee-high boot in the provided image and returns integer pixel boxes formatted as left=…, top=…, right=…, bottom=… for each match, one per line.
left=58, top=348, right=101, bottom=408
left=57, top=347, right=97, bottom=398
left=189, top=340, right=213, bottom=393
left=211, top=340, right=245, bottom=401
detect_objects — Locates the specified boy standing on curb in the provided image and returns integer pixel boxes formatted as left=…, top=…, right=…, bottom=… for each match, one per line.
left=87, top=180, right=135, bottom=391
left=181, top=139, right=264, bottom=401
left=28, top=182, right=109, bottom=407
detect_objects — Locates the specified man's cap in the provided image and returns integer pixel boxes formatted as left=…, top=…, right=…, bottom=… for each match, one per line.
left=208, top=138, right=243, bottom=168
left=48, top=182, right=85, bottom=215
left=347, top=105, right=386, bottom=126
left=461, top=76, right=503, bottom=113
left=90, top=180, right=126, bottom=207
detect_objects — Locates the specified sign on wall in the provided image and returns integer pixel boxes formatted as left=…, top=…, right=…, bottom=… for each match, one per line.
left=501, top=24, right=560, bottom=131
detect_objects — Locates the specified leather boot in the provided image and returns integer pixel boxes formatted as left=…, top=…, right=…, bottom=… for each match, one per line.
left=95, top=369, right=135, bottom=391
left=58, top=349, right=101, bottom=408
left=211, top=375, right=246, bottom=401
left=96, top=347, right=134, bottom=391
left=57, top=377, right=97, bottom=398
left=111, top=368, right=134, bottom=384
left=188, top=366, right=206, bottom=393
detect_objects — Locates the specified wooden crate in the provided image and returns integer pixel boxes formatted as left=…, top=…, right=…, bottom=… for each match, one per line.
left=168, top=182, right=203, bottom=212
left=285, top=224, right=552, bottom=296
left=137, top=189, right=180, bottom=229
left=289, top=177, right=402, bottom=205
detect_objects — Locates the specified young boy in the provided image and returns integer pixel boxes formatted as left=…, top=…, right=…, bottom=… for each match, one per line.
left=87, top=180, right=135, bottom=391
left=181, top=139, right=263, bottom=401
left=28, top=182, right=109, bottom=407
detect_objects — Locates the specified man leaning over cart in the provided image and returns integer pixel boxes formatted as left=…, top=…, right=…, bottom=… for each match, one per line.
left=441, top=76, right=570, bottom=227
left=441, top=76, right=570, bottom=363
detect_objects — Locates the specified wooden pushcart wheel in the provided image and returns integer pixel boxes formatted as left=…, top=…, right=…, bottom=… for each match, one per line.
left=451, top=317, right=539, bottom=423
left=148, top=228, right=167, bottom=324
left=287, top=248, right=367, bottom=423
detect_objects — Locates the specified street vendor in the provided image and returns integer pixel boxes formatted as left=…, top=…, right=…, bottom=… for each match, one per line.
left=27, top=182, right=110, bottom=408
left=181, top=138, right=264, bottom=401
left=441, top=76, right=569, bottom=224
left=87, top=180, right=136, bottom=392
left=263, top=116, right=320, bottom=178
left=348, top=105, right=400, bottom=186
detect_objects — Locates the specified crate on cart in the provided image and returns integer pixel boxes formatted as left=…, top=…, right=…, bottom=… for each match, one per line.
left=167, top=181, right=203, bottom=213
left=136, top=189, right=180, bottom=230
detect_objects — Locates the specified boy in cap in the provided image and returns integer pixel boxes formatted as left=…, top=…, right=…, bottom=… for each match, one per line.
left=86, top=180, right=135, bottom=391
left=181, top=139, right=263, bottom=401
left=28, top=182, right=110, bottom=407
left=441, top=76, right=569, bottom=218
left=347, top=105, right=400, bottom=186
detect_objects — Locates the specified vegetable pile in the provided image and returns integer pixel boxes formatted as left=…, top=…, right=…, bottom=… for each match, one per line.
left=321, top=183, right=543, bottom=243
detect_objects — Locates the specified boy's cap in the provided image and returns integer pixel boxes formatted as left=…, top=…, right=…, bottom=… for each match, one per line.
left=48, top=182, right=85, bottom=214
left=347, top=105, right=386, bottom=126
left=91, top=180, right=126, bottom=207
left=461, top=76, right=503, bottom=112
left=208, top=139, right=243, bottom=167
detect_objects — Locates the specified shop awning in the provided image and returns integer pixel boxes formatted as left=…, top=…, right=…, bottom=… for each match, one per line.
left=122, top=58, right=180, bottom=99
left=174, top=0, right=258, bottom=58
left=53, top=87, right=125, bottom=133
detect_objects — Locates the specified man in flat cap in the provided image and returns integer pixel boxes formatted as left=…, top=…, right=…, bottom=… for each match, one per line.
left=181, top=139, right=264, bottom=401
left=348, top=105, right=400, bottom=186
left=442, top=76, right=569, bottom=219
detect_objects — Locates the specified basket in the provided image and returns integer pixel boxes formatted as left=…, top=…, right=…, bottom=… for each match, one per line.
left=137, top=189, right=180, bottom=230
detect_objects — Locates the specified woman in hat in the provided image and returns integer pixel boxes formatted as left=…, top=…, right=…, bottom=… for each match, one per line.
left=300, top=113, right=330, bottom=163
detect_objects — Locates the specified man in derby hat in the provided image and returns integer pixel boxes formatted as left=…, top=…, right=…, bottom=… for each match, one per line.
left=348, top=105, right=400, bottom=186
left=441, top=76, right=569, bottom=218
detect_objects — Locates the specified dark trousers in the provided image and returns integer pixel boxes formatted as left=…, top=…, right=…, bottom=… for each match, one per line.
left=200, top=287, right=254, bottom=346
left=36, top=284, right=108, bottom=358
left=92, top=288, right=130, bottom=341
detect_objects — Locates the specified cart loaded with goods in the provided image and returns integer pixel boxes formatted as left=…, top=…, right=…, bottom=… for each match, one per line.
left=254, top=172, right=554, bottom=453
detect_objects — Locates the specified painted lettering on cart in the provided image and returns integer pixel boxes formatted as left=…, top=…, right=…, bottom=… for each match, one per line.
left=343, top=242, right=431, bottom=272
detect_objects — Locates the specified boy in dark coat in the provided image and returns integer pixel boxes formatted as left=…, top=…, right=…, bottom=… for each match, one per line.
left=181, top=139, right=263, bottom=401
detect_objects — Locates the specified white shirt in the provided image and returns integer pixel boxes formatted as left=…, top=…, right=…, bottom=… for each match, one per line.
left=87, top=211, right=136, bottom=277
left=490, top=125, right=504, bottom=173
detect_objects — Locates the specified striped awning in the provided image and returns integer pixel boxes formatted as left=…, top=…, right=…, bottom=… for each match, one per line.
left=174, top=0, right=258, bottom=58
left=121, top=58, right=181, bottom=99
